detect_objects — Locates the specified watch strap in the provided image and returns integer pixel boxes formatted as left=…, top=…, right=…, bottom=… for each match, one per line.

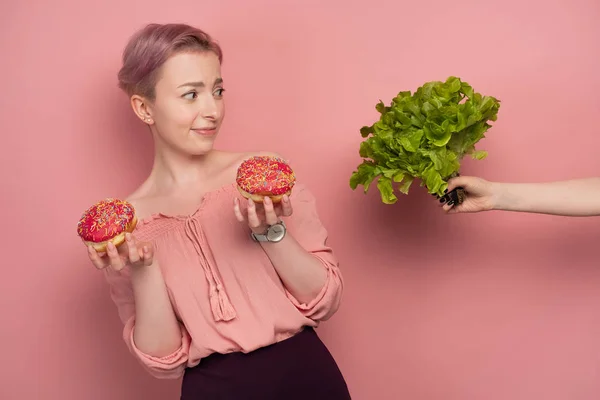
left=251, top=221, right=286, bottom=242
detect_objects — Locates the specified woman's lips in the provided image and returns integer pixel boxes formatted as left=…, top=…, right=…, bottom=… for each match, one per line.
left=192, top=127, right=217, bottom=136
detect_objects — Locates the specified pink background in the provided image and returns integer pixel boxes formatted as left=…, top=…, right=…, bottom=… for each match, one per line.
left=2, top=0, right=600, bottom=399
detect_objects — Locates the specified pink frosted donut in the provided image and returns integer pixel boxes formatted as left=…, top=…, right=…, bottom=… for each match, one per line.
left=77, top=198, right=137, bottom=252
left=236, top=156, right=296, bottom=203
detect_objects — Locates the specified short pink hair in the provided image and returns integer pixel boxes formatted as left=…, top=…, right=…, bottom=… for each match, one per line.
left=117, top=23, right=223, bottom=99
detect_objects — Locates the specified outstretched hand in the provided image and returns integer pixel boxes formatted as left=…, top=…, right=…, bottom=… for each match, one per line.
left=233, top=195, right=293, bottom=233
left=439, top=176, right=497, bottom=214
left=87, top=233, right=154, bottom=271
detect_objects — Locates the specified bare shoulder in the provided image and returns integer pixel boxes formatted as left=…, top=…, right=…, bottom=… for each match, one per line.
left=252, top=150, right=286, bottom=159
left=124, top=182, right=155, bottom=220
left=234, top=150, right=287, bottom=164
left=214, top=150, right=288, bottom=172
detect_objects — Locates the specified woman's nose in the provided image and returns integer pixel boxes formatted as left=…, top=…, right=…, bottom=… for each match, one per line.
left=200, top=96, right=218, bottom=119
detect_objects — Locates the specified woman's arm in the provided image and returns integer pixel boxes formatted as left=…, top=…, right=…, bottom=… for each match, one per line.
left=234, top=184, right=343, bottom=321
left=442, top=176, right=600, bottom=216
left=490, top=178, right=600, bottom=216
left=96, top=236, right=190, bottom=379
left=258, top=230, right=328, bottom=304
left=129, top=261, right=183, bottom=356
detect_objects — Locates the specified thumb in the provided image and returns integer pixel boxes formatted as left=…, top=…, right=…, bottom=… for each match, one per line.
left=447, top=176, right=471, bottom=191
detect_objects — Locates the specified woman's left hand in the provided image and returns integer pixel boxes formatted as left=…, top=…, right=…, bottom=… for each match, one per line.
left=233, top=195, right=294, bottom=233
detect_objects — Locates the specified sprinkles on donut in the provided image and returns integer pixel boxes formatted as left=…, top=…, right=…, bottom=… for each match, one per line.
left=77, top=198, right=137, bottom=252
left=236, top=155, right=296, bottom=203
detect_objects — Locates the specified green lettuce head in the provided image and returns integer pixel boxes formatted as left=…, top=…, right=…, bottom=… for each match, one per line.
left=350, top=76, right=500, bottom=204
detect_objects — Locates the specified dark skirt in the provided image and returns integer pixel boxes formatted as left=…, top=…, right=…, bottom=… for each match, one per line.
left=180, top=327, right=351, bottom=400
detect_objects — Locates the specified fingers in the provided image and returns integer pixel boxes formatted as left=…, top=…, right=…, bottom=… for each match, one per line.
left=233, top=197, right=262, bottom=226
left=280, top=195, right=293, bottom=217
left=88, top=246, right=108, bottom=270
left=125, top=233, right=141, bottom=264
left=106, top=241, right=125, bottom=271
left=125, top=233, right=144, bottom=265
left=263, top=197, right=279, bottom=226
left=139, top=243, right=154, bottom=267
left=442, top=202, right=455, bottom=213
left=437, top=189, right=459, bottom=212
left=233, top=198, right=245, bottom=222
left=436, top=194, right=447, bottom=206
left=233, top=195, right=292, bottom=232
left=124, top=235, right=155, bottom=267
left=89, top=234, right=154, bottom=272
left=246, top=198, right=263, bottom=229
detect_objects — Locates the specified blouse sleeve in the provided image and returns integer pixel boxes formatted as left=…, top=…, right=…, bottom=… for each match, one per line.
left=103, top=267, right=191, bottom=379
left=284, top=183, right=344, bottom=322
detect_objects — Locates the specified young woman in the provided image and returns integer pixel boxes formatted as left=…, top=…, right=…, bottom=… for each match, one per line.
left=440, top=175, right=600, bottom=216
left=87, top=23, right=351, bottom=399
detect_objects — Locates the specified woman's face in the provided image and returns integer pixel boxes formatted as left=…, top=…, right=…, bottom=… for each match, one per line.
left=147, top=51, right=225, bottom=156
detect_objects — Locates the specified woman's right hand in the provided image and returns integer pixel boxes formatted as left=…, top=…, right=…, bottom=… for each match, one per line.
left=88, top=232, right=154, bottom=271
left=440, top=176, right=500, bottom=214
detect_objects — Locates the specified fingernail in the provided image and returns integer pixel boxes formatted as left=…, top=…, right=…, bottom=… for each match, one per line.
left=439, top=198, right=446, bottom=203
left=143, top=246, right=149, bottom=253
left=448, top=201, right=455, bottom=206
left=125, top=233, right=131, bottom=241
left=283, top=195, right=289, bottom=202
left=444, top=189, right=448, bottom=193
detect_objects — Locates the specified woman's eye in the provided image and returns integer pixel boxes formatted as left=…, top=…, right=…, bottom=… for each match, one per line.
left=214, top=88, right=226, bottom=97
left=183, top=91, right=197, bottom=100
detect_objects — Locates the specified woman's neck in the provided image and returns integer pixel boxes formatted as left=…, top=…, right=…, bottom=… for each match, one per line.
left=148, top=144, right=218, bottom=192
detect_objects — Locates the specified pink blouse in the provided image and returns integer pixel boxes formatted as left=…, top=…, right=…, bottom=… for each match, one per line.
left=103, top=182, right=343, bottom=379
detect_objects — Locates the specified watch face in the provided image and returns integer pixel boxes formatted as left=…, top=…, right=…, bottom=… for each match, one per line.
left=267, top=223, right=286, bottom=241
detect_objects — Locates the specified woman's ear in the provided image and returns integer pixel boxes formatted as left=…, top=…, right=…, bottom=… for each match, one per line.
left=130, top=95, right=154, bottom=125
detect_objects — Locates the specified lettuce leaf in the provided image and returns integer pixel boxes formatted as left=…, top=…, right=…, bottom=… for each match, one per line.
left=349, top=76, right=500, bottom=203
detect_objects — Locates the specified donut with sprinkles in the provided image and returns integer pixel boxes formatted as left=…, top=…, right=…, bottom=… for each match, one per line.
left=236, top=155, right=296, bottom=203
left=77, top=198, right=137, bottom=252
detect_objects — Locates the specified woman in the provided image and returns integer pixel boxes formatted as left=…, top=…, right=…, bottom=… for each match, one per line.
left=440, top=175, right=600, bottom=216
left=87, top=23, right=351, bottom=399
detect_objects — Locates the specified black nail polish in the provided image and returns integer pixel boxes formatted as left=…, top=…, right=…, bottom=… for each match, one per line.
left=447, top=200, right=454, bottom=206
left=444, top=189, right=448, bottom=194
left=439, top=198, right=446, bottom=203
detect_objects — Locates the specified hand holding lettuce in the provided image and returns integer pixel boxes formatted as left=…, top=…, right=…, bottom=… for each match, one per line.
left=350, top=76, right=500, bottom=204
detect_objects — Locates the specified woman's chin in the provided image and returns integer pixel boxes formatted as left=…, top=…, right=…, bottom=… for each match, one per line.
left=187, top=140, right=217, bottom=156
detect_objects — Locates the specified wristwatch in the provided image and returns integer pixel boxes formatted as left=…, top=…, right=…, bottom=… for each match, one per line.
left=251, top=221, right=287, bottom=243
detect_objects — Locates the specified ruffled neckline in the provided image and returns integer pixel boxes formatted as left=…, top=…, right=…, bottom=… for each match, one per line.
left=134, top=182, right=237, bottom=229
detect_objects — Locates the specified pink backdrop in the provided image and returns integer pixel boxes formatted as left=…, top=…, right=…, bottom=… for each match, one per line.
left=2, top=0, right=600, bottom=399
